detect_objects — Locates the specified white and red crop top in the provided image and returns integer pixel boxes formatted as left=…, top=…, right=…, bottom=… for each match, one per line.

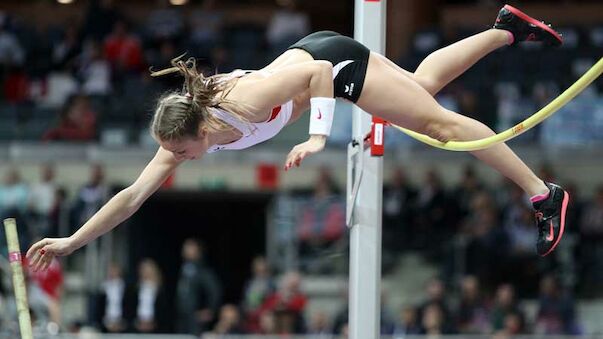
left=206, top=99, right=293, bottom=153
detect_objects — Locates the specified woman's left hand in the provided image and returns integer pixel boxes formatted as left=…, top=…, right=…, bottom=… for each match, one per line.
left=285, top=135, right=327, bottom=170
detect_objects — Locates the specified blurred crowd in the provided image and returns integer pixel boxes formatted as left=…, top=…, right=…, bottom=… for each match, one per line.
left=380, top=164, right=603, bottom=298
left=1, top=0, right=602, bottom=145
left=0, top=162, right=601, bottom=336
left=0, top=0, right=602, bottom=337
left=0, top=0, right=311, bottom=143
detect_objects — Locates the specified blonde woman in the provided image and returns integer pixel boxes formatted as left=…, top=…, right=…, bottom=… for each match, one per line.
left=27, top=5, right=568, bottom=269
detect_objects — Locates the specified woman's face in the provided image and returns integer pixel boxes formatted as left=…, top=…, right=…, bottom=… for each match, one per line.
left=160, top=133, right=209, bottom=161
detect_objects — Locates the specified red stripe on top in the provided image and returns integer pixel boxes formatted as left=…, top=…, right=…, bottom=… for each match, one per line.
left=503, top=5, right=563, bottom=44
left=8, top=252, right=21, bottom=263
left=268, top=106, right=281, bottom=122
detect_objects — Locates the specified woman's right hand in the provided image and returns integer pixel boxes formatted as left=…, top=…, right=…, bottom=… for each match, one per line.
left=26, top=237, right=76, bottom=272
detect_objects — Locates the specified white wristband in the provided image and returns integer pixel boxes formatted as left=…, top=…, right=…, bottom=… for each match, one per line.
left=309, top=97, right=336, bottom=136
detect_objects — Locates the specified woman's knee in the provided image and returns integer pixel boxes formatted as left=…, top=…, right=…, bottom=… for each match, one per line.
left=413, top=74, right=442, bottom=96
left=418, top=112, right=460, bottom=142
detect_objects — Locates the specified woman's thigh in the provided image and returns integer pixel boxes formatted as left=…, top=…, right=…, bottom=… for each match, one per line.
left=372, top=52, right=439, bottom=95
left=356, top=53, right=451, bottom=132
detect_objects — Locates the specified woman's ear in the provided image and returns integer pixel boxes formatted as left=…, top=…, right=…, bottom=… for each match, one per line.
left=198, top=125, right=208, bottom=139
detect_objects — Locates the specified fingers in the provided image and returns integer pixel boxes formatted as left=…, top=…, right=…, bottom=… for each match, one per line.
left=39, top=253, right=54, bottom=271
left=31, top=248, right=55, bottom=272
left=294, top=152, right=306, bottom=167
left=29, top=247, right=47, bottom=272
left=26, top=238, right=54, bottom=272
left=284, top=151, right=297, bottom=171
left=26, top=239, right=47, bottom=260
left=284, top=151, right=308, bottom=171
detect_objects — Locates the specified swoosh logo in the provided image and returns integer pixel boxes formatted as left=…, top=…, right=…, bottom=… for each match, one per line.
left=317, top=108, right=322, bottom=120
left=545, top=220, right=555, bottom=241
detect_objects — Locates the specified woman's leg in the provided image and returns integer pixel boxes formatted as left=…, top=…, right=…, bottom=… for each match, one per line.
left=414, top=29, right=510, bottom=94
left=377, top=29, right=510, bottom=95
left=380, top=4, right=562, bottom=96
left=360, top=6, right=568, bottom=256
left=358, top=54, right=548, bottom=197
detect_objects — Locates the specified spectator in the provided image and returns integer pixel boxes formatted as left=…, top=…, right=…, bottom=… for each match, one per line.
left=331, top=286, right=348, bottom=335
left=580, top=184, right=603, bottom=237
left=307, top=310, right=331, bottom=337
left=3, top=64, right=29, bottom=105
left=266, top=0, right=310, bottom=53
left=493, top=312, right=524, bottom=338
left=417, top=277, right=452, bottom=330
left=456, top=275, right=490, bottom=334
left=391, top=305, right=421, bottom=336
left=43, top=94, right=97, bottom=142
left=96, top=263, right=128, bottom=333
left=145, top=0, right=184, bottom=44
left=421, top=303, right=447, bottom=335
left=210, top=304, right=244, bottom=335
left=175, top=238, right=222, bottom=335
left=578, top=184, right=603, bottom=295
left=187, top=0, right=224, bottom=59
left=104, top=20, right=144, bottom=75
left=79, top=40, right=112, bottom=96
left=28, top=163, right=57, bottom=238
left=453, top=164, right=484, bottom=218
left=260, top=271, right=307, bottom=334
left=82, top=0, right=122, bottom=42
left=497, top=183, right=538, bottom=291
left=0, top=15, right=25, bottom=67
left=242, top=256, right=275, bottom=332
left=39, top=66, right=79, bottom=109
left=258, top=311, right=277, bottom=335
left=48, top=187, right=68, bottom=239
left=461, top=191, right=507, bottom=283
left=414, top=168, right=449, bottom=255
left=52, top=24, right=81, bottom=71
left=382, top=166, right=417, bottom=252
left=501, top=183, right=531, bottom=235
left=27, top=255, right=64, bottom=327
left=297, top=167, right=346, bottom=274
left=0, top=167, right=31, bottom=252
left=563, top=182, right=583, bottom=235
left=70, top=163, right=110, bottom=301
left=535, top=275, right=580, bottom=335
left=127, top=258, right=169, bottom=333
left=0, top=167, right=30, bottom=218
left=490, top=284, right=525, bottom=333
left=505, top=204, right=537, bottom=256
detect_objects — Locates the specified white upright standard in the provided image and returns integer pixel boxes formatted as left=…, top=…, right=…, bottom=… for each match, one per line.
left=347, top=1, right=386, bottom=338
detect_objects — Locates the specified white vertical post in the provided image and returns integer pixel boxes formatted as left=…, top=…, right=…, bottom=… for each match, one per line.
left=348, top=1, right=386, bottom=339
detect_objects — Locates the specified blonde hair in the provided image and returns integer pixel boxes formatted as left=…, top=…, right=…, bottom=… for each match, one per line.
left=150, top=55, right=250, bottom=141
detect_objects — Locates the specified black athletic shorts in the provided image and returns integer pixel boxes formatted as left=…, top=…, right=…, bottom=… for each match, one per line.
left=288, top=31, right=370, bottom=103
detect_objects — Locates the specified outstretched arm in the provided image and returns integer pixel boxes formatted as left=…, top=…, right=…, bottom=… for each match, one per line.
left=27, top=147, right=183, bottom=271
